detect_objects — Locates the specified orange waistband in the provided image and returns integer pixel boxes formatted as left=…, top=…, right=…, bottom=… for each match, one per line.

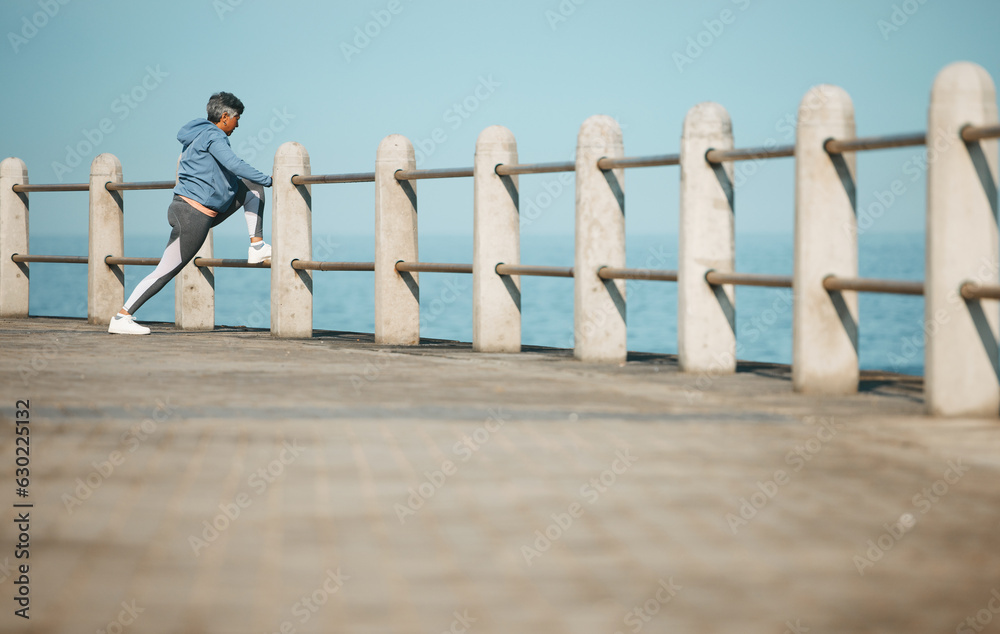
left=178, top=195, right=217, bottom=218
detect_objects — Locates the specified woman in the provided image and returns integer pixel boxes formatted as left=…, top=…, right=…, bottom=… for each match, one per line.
left=109, top=92, right=273, bottom=335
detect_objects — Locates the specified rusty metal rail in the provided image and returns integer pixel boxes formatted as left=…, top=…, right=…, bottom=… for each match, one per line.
left=706, top=145, right=795, bottom=164
left=106, top=181, right=174, bottom=191
left=960, top=282, right=1000, bottom=300
left=705, top=271, right=793, bottom=288
left=11, top=183, right=89, bottom=193
left=395, top=261, right=473, bottom=274
left=825, top=132, right=926, bottom=154
left=291, top=173, right=375, bottom=185
left=12, top=254, right=88, bottom=264
left=598, top=267, right=677, bottom=281
left=394, top=167, right=474, bottom=181
left=495, top=161, right=575, bottom=176
left=495, top=263, right=574, bottom=278
left=292, top=260, right=375, bottom=272
left=105, top=255, right=269, bottom=268
left=823, top=275, right=924, bottom=295
left=194, top=258, right=270, bottom=268
left=597, top=154, right=680, bottom=170
left=961, top=123, right=1000, bottom=143
left=104, top=256, right=160, bottom=266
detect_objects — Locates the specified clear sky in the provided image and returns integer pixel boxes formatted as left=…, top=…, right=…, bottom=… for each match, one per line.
left=3, top=0, right=999, bottom=243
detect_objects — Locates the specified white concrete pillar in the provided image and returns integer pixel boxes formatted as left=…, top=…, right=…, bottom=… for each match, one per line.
left=88, top=153, right=124, bottom=326
left=792, top=85, right=858, bottom=394
left=474, top=125, right=520, bottom=352
left=574, top=116, right=626, bottom=363
left=271, top=142, right=312, bottom=338
left=678, top=103, right=736, bottom=374
left=0, top=157, right=29, bottom=318
left=175, top=155, right=214, bottom=330
left=375, top=134, right=419, bottom=345
left=926, top=62, right=999, bottom=416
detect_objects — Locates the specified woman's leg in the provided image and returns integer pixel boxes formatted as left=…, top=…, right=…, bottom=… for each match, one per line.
left=122, top=197, right=213, bottom=315
left=213, top=178, right=265, bottom=239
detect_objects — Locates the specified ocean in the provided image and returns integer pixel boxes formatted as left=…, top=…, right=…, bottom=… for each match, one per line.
left=25, top=231, right=926, bottom=376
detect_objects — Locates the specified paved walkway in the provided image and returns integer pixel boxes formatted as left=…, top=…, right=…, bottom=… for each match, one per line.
left=1, top=316, right=999, bottom=633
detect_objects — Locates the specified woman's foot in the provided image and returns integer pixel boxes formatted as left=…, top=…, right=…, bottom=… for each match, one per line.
left=248, top=241, right=271, bottom=264
left=108, top=313, right=151, bottom=335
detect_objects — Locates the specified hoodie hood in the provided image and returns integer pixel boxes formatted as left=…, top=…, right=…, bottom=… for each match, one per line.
left=177, top=118, right=221, bottom=147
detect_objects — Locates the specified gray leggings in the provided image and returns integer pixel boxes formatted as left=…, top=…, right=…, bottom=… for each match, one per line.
left=123, top=179, right=264, bottom=315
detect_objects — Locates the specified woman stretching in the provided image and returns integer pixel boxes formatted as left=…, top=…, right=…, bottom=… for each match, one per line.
left=109, top=91, right=273, bottom=335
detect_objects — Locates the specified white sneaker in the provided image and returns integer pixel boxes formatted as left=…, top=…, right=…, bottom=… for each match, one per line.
left=248, top=241, right=271, bottom=264
left=108, top=313, right=150, bottom=335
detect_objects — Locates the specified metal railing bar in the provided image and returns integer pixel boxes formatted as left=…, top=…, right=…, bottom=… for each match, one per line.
left=494, top=161, right=575, bottom=176
left=394, top=167, right=474, bottom=181
left=12, top=254, right=88, bottom=264
left=705, top=271, right=793, bottom=288
left=961, top=124, right=1000, bottom=143
left=292, top=260, right=375, bottom=272
left=705, top=145, right=795, bottom=164
left=106, top=181, right=174, bottom=191
left=960, top=281, right=1000, bottom=300
left=495, top=263, right=574, bottom=278
left=823, top=275, right=924, bottom=295
left=598, top=266, right=678, bottom=281
left=291, top=173, right=375, bottom=185
left=104, top=256, right=161, bottom=266
left=395, top=261, right=473, bottom=274
left=597, top=154, right=680, bottom=170
left=193, top=258, right=270, bottom=268
left=12, top=183, right=89, bottom=193
left=824, top=132, right=927, bottom=154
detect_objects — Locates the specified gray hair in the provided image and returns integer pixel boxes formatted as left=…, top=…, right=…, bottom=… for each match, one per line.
left=206, top=92, right=244, bottom=123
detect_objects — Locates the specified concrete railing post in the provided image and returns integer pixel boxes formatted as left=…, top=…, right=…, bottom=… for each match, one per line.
left=926, top=62, right=999, bottom=416
left=792, top=85, right=858, bottom=394
left=574, top=115, right=626, bottom=363
left=175, top=156, right=215, bottom=330
left=474, top=125, right=520, bottom=352
left=271, top=142, right=313, bottom=338
left=0, top=158, right=29, bottom=318
left=679, top=103, right=736, bottom=374
left=375, top=134, right=419, bottom=345
left=88, top=153, right=124, bottom=325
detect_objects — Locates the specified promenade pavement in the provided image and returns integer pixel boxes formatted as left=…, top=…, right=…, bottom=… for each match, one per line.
left=1, top=316, right=998, bottom=633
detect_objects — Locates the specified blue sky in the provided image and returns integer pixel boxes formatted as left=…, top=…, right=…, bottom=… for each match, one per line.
left=3, top=0, right=999, bottom=244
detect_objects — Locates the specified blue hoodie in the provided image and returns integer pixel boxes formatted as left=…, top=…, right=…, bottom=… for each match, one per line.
left=173, top=119, right=273, bottom=212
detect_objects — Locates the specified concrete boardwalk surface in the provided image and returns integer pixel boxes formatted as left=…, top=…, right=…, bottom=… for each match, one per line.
left=1, top=316, right=999, bottom=633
